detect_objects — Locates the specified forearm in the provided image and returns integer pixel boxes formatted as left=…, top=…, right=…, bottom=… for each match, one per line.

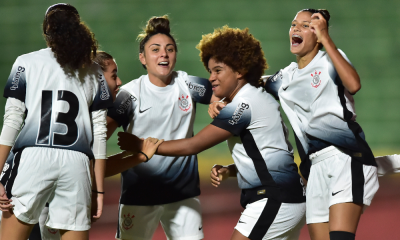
left=157, top=138, right=204, bottom=156
left=92, top=159, right=106, bottom=192
left=0, top=145, right=12, bottom=171
left=105, top=152, right=146, bottom=177
left=322, top=37, right=361, bottom=94
left=226, top=164, right=238, bottom=177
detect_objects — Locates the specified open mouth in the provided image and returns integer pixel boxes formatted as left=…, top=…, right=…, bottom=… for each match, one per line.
left=291, top=34, right=303, bottom=46
left=158, top=61, right=169, bottom=67
left=212, top=84, right=219, bottom=91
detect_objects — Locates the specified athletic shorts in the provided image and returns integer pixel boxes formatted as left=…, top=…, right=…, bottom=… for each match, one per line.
left=306, top=146, right=379, bottom=224
left=6, top=147, right=92, bottom=231
left=375, top=154, right=400, bottom=177
left=116, top=197, right=203, bottom=240
left=235, top=198, right=306, bottom=240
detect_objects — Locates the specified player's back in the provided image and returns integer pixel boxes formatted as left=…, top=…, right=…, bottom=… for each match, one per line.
left=5, top=48, right=108, bottom=159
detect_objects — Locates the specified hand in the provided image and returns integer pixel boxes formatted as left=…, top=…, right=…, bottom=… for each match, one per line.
left=0, top=183, right=13, bottom=212
left=91, top=192, right=104, bottom=223
left=310, top=13, right=330, bottom=44
left=117, top=132, right=143, bottom=153
left=210, top=165, right=230, bottom=187
left=140, top=137, right=164, bottom=162
left=208, top=101, right=226, bottom=119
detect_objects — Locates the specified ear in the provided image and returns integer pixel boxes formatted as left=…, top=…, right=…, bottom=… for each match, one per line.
left=139, top=53, right=146, bottom=66
left=235, top=71, right=244, bottom=80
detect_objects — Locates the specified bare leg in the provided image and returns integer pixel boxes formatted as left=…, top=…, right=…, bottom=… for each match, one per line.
left=60, top=229, right=89, bottom=240
left=231, top=229, right=250, bottom=240
left=307, top=222, right=329, bottom=240
left=329, top=202, right=363, bottom=233
left=1, top=211, right=33, bottom=240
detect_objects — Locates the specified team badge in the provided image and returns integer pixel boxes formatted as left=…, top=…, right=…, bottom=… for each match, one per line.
left=311, top=70, right=322, bottom=88
left=48, top=228, right=58, bottom=235
left=178, top=94, right=191, bottom=112
left=122, top=213, right=135, bottom=230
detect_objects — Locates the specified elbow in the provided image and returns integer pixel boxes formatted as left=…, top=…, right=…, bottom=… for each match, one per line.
left=348, top=82, right=361, bottom=95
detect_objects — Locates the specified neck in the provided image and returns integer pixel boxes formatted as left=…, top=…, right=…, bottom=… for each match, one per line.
left=147, top=72, right=172, bottom=87
left=296, top=46, right=320, bottom=69
left=225, top=80, right=247, bottom=103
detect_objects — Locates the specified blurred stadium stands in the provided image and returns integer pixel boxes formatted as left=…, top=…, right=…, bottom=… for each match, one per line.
left=0, top=0, right=399, bottom=239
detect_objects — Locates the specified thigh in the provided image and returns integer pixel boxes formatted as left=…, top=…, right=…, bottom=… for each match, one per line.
left=9, top=148, right=58, bottom=224
left=160, top=197, right=204, bottom=240
left=116, top=204, right=163, bottom=240
left=1, top=211, right=34, bottom=240
left=47, top=149, right=91, bottom=231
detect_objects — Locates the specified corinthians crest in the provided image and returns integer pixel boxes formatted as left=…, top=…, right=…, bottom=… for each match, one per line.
left=122, top=213, right=135, bottom=230
left=310, top=70, right=322, bottom=88
left=178, top=94, right=191, bottom=112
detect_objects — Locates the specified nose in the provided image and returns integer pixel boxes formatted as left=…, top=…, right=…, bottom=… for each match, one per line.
left=116, top=77, right=122, bottom=87
left=160, top=48, right=169, bottom=58
left=209, top=72, right=216, bottom=82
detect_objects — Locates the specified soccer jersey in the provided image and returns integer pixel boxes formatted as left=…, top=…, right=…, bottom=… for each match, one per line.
left=265, top=49, right=376, bottom=179
left=211, top=84, right=305, bottom=203
left=107, top=71, right=213, bottom=205
left=3, top=48, right=113, bottom=159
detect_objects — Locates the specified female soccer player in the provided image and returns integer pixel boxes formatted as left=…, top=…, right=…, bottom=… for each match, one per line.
left=260, top=9, right=378, bottom=240
left=0, top=4, right=113, bottom=240
left=118, top=26, right=306, bottom=240
left=105, top=15, right=215, bottom=240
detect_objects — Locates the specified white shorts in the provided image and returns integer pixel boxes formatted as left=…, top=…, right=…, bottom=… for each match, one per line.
left=306, top=146, right=379, bottom=224
left=6, top=147, right=92, bottom=231
left=116, top=197, right=204, bottom=240
left=235, top=198, right=306, bottom=240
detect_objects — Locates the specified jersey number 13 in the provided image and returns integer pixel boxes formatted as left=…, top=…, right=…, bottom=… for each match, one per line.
left=36, top=90, right=79, bottom=147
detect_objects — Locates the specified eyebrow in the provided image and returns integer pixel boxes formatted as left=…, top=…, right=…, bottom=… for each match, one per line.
left=292, top=20, right=311, bottom=23
left=148, top=43, right=176, bottom=48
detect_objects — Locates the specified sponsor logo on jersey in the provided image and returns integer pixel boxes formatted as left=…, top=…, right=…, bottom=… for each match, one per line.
left=117, top=95, right=136, bottom=114
left=178, top=94, right=191, bottom=112
left=0, top=163, right=9, bottom=180
left=271, top=70, right=283, bottom=82
left=229, top=102, right=249, bottom=125
left=122, top=213, right=135, bottom=230
left=47, top=228, right=58, bottom=235
left=99, top=74, right=111, bottom=100
left=10, top=66, right=25, bottom=90
left=186, top=81, right=206, bottom=96
left=311, top=70, right=322, bottom=88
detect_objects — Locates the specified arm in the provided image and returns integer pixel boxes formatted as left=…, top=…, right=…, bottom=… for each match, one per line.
left=106, top=116, right=118, bottom=140
left=118, top=124, right=233, bottom=156
left=105, top=137, right=164, bottom=177
left=311, top=13, right=361, bottom=94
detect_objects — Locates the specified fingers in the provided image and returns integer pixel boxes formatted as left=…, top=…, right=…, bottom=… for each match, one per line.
left=208, top=102, right=226, bottom=119
left=210, top=165, right=223, bottom=187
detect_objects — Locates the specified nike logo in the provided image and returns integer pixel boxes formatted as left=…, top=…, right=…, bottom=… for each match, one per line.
left=199, top=226, right=203, bottom=231
left=332, top=190, right=344, bottom=196
left=238, top=220, right=246, bottom=224
left=283, top=86, right=289, bottom=91
left=139, top=107, right=151, bottom=113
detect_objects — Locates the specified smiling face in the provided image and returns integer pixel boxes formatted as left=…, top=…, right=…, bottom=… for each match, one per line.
left=139, top=33, right=177, bottom=83
left=208, top=57, right=243, bottom=101
left=103, top=59, right=121, bottom=101
left=289, top=11, right=319, bottom=56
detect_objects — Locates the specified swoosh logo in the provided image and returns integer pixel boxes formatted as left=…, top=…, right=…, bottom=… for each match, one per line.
left=332, top=190, right=344, bottom=196
left=283, top=86, right=289, bottom=91
left=238, top=220, right=246, bottom=224
left=139, top=107, right=151, bottom=113
left=199, top=226, right=203, bottom=231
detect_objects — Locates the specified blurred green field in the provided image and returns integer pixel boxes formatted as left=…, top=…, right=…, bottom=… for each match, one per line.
left=0, top=0, right=399, bottom=176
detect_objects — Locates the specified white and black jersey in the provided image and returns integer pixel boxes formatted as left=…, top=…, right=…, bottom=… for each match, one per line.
left=107, top=71, right=213, bottom=205
left=265, top=49, right=376, bottom=179
left=3, top=48, right=113, bottom=159
left=211, top=84, right=305, bottom=204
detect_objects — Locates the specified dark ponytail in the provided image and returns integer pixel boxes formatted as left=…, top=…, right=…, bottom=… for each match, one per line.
left=43, top=4, right=98, bottom=70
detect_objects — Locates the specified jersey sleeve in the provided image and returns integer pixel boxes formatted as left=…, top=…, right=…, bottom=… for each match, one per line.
left=211, top=99, right=251, bottom=136
left=3, top=57, right=27, bottom=102
left=107, top=89, right=136, bottom=128
left=263, top=70, right=283, bottom=100
left=89, top=73, right=114, bottom=112
left=186, top=76, right=213, bottom=104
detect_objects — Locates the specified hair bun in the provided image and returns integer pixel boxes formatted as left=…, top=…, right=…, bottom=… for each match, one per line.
left=146, top=15, right=170, bottom=35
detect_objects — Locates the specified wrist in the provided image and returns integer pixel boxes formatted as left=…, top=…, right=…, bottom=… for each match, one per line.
left=138, top=151, right=149, bottom=162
